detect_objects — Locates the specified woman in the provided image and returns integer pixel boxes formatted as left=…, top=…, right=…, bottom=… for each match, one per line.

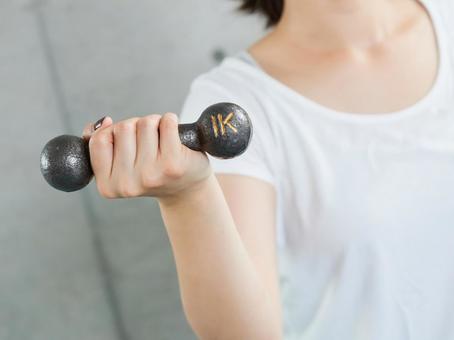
left=83, top=0, right=454, bottom=338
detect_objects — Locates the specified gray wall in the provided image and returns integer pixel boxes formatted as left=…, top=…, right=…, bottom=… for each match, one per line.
left=0, top=1, right=264, bottom=339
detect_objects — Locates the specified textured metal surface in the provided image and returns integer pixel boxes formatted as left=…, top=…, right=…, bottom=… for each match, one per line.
left=178, top=123, right=201, bottom=151
left=40, top=135, right=93, bottom=192
left=196, top=102, right=252, bottom=159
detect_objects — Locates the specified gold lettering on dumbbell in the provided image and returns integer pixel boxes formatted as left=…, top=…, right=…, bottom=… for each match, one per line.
left=211, top=115, right=219, bottom=137
left=217, top=114, right=226, bottom=135
left=211, top=112, right=238, bottom=138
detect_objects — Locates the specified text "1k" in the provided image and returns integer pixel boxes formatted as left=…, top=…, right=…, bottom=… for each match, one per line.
left=211, top=113, right=238, bottom=138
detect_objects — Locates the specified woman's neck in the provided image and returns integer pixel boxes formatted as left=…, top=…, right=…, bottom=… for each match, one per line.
left=274, top=0, right=421, bottom=50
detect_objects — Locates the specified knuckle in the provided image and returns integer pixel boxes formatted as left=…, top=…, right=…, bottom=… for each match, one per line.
left=89, top=132, right=109, bottom=150
left=138, top=114, right=161, bottom=129
left=160, top=113, right=178, bottom=128
left=149, top=114, right=162, bottom=120
left=97, top=182, right=116, bottom=199
left=115, top=119, right=137, bottom=133
left=140, top=171, right=162, bottom=189
left=117, top=181, right=140, bottom=198
left=163, top=161, right=184, bottom=179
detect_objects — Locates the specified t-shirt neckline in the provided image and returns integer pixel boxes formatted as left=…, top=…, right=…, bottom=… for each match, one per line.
left=231, top=0, right=448, bottom=124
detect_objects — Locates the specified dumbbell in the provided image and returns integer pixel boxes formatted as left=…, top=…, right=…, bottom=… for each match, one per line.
left=40, top=102, right=253, bottom=192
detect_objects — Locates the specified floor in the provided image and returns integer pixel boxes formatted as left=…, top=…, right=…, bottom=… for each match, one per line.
left=0, top=1, right=263, bottom=339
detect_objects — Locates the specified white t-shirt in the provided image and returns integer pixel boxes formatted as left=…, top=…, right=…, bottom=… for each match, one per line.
left=180, top=1, right=454, bottom=339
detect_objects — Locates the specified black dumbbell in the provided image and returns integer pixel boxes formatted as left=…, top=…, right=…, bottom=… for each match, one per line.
left=40, top=102, right=253, bottom=192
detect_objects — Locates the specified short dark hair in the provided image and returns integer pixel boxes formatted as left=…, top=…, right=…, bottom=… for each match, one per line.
left=238, top=0, right=284, bottom=27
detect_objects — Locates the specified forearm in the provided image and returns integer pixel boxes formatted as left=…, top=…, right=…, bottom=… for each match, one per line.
left=159, top=173, right=282, bottom=340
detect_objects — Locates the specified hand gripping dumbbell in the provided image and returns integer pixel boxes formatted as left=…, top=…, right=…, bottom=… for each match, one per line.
left=40, top=102, right=253, bottom=192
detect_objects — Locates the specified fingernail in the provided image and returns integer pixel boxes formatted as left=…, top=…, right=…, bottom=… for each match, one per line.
left=94, top=116, right=106, bottom=131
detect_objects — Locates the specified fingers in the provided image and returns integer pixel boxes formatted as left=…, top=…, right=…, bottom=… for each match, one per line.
left=136, top=114, right=161, bottom=166
left=89, top=123, right=114, bottom=189
left=159, top=113, right=183, bottom=174
left=89, top=112, right=188, bottom=199
left=112, top=118, right=140, bottom=176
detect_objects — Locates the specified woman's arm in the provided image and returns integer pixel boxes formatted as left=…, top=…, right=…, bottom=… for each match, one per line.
left=159, top=173, right=282, bottom=340
left=82, top=113, right=282, bottom=339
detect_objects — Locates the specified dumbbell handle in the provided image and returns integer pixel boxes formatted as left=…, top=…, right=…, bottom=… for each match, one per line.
left=178, top=123, right=201, bottom=151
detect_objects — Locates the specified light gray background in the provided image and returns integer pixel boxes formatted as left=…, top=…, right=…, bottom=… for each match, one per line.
left=0, top=0, right=264, bottom=339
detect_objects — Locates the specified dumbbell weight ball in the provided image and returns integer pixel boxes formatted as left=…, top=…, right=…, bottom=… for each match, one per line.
left=40, top=102, right=253, bottom=192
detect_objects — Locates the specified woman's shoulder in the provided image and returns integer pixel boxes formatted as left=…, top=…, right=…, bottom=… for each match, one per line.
left=188, top=53, right=259, bottom=96
left=181, top=52, right=269, bottom=123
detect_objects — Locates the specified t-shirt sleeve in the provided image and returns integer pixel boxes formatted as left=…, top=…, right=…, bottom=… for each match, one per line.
left=179, top=74, right=278, bottom=187
left=435, top=0, right=454, bottom=38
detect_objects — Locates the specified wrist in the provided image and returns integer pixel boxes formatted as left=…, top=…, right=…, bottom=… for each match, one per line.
left=157, top=172, right=217, bottom=208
